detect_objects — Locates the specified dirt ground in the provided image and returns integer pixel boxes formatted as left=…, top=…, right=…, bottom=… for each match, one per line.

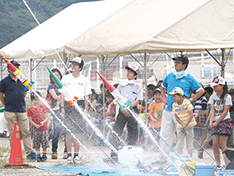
left=0, top=133, right=226, bottom=176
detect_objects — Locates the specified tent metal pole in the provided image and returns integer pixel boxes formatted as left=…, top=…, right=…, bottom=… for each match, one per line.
left=0, top=58, right=2, bottom=80
left=233, top=49, right=234, bottom=88
left=129, top=53, right=144, bottom=68
left=101, top=56, right=106, bottom=116
left=221, top=48, right=225, bottom=77
left=144, top=50, right=148, bottom=123
left=205, top=49, right=221, bottom=66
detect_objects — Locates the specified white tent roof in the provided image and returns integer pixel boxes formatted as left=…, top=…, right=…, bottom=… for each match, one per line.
left=65, top=0, right=234, bottom=58
left=0, top=0, right=133, bottom=60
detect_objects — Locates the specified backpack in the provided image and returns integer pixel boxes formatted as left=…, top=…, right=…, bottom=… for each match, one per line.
left=46, top=84, right=55, bottom=107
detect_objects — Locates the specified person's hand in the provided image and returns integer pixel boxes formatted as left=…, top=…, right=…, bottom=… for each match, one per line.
left=152, top=118, right=157, bottom=122
left=61, top=108, right=65, bottom=118
left=84, top=109, right=88, bottom=116
left=121, top=109, right=131, bottom=117
left=34, top=124, right=40, bottom=129
left=184, top=126, right=188, bottom=132
left=40, top=121, right=44, bottom=127
left=213, top=121, right=218, bottom=128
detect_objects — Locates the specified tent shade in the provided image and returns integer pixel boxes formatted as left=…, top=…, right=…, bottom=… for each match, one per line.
left=65, top=0, right=234, bottom=58
left=0, top=0, right=133, bottom=60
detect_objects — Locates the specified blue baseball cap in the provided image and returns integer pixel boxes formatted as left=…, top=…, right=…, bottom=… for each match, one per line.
left=10, top=60, right=20, bottom=66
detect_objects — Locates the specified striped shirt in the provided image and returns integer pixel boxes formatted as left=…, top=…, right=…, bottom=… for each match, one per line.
left=172, top=99, right=196, bottom=128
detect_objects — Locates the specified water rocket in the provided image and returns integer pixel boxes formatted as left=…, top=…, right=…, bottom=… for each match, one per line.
left=0, top=53, right=34, bottom=91
left=96, top=71, right=131, bottom=110
left=46, top=66, right=78, bottom=107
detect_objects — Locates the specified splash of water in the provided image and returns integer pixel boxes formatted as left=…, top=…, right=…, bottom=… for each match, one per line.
left=31, top=89, right=100, bottom=162
left=127, top=107, right=183, bottom=172
left=73, top=103, right=118, bottom=154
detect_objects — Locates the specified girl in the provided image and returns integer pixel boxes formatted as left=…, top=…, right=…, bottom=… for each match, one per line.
left=209, top=76, right=233, bottom=169
left=47, top=68, right=67, bottom=159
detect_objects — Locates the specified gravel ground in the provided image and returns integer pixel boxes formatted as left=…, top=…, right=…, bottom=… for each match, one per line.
left=0, top=134, right=226, bottom=176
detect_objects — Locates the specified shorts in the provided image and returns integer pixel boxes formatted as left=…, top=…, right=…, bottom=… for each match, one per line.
left=32, top=127, right=49, bottom=149
left=63, top=100, right=86, bottom=134
left=176, top=127, right=194, bottom=151
left=211, top=118, right=233, bottom=136
left=206, top=131, right=212, bottom=140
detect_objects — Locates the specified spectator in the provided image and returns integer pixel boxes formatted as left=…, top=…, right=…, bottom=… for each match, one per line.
left=98, top=83, right=108, bottom=105
left=169, top=87, right=196, bottom=157
left=28, top=91, right=50, bottom=162
left=227, top=89, right=234, bottom=147
left=102, top=92, right=116, bottom=142
left=0, top=60, right=36, bottom=160
left=148, top=88, right=165, bottom=150
left=152, top=55, right=204, bottom=165
left=208, top=76, right=233, bottom=170
left=47, top=68, right=67, bottom=160
left=198, top=86, right=214, bottom=159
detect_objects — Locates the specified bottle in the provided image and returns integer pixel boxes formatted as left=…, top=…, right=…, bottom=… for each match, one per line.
left=0, top=107, right=4, bottom=112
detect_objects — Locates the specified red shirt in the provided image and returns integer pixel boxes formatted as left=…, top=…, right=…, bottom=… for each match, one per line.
left=27, top=105, right=49, bottom=130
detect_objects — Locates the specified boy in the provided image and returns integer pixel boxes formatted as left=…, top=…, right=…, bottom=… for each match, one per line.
left=198, top=86, right=214, bottom=159
left=110, top=65, right=143, bottom=162
left=27, top=91, right=50, bottom=162
left=148, top=88, right=164, bottom=149
left=60, top=57, right=91, bottom=164
left=169, top=87, right=196, bottom=157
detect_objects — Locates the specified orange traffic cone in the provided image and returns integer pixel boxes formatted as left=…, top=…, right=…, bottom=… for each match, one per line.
left=4, top=122, right=29, bottom=168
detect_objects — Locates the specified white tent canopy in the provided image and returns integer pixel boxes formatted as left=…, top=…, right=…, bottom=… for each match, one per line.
left=65, top=0, right=234, bottom=58
left=0, top=0, right=133, bottom=60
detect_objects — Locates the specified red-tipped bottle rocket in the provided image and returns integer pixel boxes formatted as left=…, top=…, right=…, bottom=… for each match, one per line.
left=0, top=53, right=34, bottom=91
left=46, top=66, right=78, bottom=107
left=96, top=71, right=131, bottom=110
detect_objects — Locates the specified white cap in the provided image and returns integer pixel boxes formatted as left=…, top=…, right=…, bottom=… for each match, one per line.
left=168, top=87, right=184, bottom=96
left=70, top=57, right=83, bottom=64
left=125, top=65, right=140, bottom=75
left=209, top=76, right=226, bottom=86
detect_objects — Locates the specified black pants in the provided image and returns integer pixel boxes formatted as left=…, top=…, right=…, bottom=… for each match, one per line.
left=51, top=114, right=62, bottom=153
left=64, top=100, right=85, bottom=134
left=110, top=107, right=138, bottom=160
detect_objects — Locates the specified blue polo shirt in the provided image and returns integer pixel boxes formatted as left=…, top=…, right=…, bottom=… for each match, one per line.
left=0, top=75, right=26, bottom=112
left=162, top=72, right=202, bottom=111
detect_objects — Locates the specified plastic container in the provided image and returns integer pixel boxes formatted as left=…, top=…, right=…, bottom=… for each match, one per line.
left=175, top=160, right=196, bottom=176
left=217, top=170, right=234, bottom=176
left=118, top=145, right=143, bottom=171
left=170, top=155, right=190, bottom=172
left=194, top=165, right=215, bottom=176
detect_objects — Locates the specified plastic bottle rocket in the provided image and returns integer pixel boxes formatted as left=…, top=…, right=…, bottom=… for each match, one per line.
left=46, top=66, right=78, bottom=106
left=0, top=107, right=4, bottom=112
left=96, top=71, right=131, bottom=110
left=0, top=53, right=34, bottom=91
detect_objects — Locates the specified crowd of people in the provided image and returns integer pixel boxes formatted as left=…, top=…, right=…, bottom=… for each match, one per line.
left=0, top=56, right=234, bottom=170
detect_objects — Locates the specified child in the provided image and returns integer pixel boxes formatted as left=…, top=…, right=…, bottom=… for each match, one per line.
left=198, top=86, right=213, bottom=159
left=169, top=87, right=196, bottom=157
left=110, top=65, right=143, bottom=162
left=27, top=91, right=50, bottom=162
left=103, top=92, right=116, bottom=141
left=148, top=88, right=164, bottom=149
left=208, top=76, right=233, bottom=169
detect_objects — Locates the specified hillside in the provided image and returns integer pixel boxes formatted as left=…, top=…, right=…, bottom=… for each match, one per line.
left=0, top=0, right=99, bottom=49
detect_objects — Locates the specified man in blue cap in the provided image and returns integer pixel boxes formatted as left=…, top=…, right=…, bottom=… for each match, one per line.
left=0, top=60, right=36, bottom=159
left=152, top=55, right=204, bottom=165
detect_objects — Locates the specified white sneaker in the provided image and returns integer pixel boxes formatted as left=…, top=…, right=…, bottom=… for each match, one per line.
left=74, top=156, right=82, bottom=164
left=67, top=156, right=73, bottom=164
